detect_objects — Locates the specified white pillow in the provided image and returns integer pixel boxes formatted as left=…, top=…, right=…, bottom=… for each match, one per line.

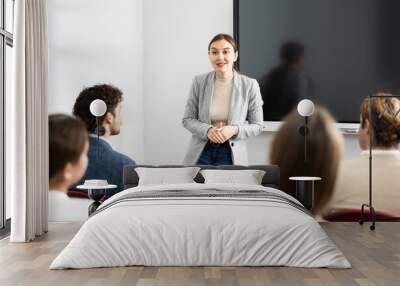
left=200, top=169, right=266, bottom=185
left=135, top=167, right=201, bottom=186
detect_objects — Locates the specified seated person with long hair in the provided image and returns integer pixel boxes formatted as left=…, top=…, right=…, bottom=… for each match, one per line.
left=49, top=114, right=91, bottom=221
left=327, top=94, right=400, bottom=214
left=269, top=106, right=344, bottom=215
left=73, top=84, right=136, bottom=198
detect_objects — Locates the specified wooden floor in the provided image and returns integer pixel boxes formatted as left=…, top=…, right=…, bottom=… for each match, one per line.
left=0, top=222, right=399, bottom=286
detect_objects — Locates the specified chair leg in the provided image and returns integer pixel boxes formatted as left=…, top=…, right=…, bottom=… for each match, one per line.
left=369, top=206, right=376, bottom=231
left=359, top=203, right=376, bottom=231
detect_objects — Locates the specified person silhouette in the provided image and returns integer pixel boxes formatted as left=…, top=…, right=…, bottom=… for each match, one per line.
left=259, top=41, right=313, bottom=121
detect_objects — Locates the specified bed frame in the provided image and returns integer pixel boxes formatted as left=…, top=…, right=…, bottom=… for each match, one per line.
left=123, top=165, right=280, bottom=190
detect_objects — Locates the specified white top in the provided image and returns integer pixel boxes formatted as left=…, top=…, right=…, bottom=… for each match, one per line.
left=77, top=179, right=117, bottom=190
left=210, top=78, right=233, bottom=127
left=77, top=184, right=117, bottom=190
left=289, top=176, right=322, bottom=181
left=48, top=190, right=92, bottom=222
left=328, top=149, right=400, bottom=212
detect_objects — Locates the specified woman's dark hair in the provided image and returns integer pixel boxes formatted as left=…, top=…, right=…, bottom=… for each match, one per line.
left=49, top=114, right=88, bottom=180
left=73, top=84, right=123, bottom=134
left=360, top=93, right=400, bottom=148
left=270, top=106, right=343, bottom=215
left=208, top=33, right=238, bottom=52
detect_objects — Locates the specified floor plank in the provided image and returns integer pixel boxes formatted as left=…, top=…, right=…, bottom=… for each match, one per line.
left=0, top=222, right=399, bottom=286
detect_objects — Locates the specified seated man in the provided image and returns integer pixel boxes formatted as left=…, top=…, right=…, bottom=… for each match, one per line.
left=327, top=94, right=400, bottom=213
left=72, top=84, right=136, bottom=198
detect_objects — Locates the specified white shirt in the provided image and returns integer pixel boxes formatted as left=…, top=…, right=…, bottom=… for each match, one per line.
left=48, top=190, right=92, bottom=221
left=329, top=149, right=400, bottom=212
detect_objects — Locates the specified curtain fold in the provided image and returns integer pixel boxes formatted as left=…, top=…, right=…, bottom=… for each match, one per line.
left=9, top=0, right=48, bottom=242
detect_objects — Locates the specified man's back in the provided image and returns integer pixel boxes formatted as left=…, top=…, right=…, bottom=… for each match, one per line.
left=74, top=136, right=136, bottom=198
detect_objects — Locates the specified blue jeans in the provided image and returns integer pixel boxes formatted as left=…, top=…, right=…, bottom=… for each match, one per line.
left=197, top=141, right=233, bottom=166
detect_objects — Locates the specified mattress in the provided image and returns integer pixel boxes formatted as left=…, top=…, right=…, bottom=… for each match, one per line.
left=50, top=183, right=350, bottom=269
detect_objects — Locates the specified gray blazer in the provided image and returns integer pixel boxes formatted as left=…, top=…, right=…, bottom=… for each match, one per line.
left=182, top=71, right=264, bottom=165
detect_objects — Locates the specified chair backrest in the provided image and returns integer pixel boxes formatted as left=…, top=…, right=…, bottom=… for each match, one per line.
left=123, top=165, right=280, bottom=190
left=66, top=189, right=89, bottom=199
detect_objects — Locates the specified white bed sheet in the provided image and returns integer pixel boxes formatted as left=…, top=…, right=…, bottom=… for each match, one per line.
left=50, top=183, right=350, bottom=269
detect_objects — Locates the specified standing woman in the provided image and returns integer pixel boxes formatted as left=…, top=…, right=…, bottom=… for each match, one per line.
left=182, top=34, right=264, bottom=165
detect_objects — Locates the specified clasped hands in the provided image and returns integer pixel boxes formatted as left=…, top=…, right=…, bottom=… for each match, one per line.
left=207, top=125, right=238, bottom=144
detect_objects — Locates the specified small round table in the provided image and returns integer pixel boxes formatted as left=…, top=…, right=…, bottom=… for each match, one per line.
left=77, top=184, right=117, bottom=216
left=289, top=176, right=321, bottom=210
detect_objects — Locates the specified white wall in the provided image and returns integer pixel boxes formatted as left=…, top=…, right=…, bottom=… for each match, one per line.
left=247, top=132, right=361, bottom=165
left=48, top=0, right=361, bottom=167
left=48, top=0, right=144, bottom=162
left=141, top=0, right=361, bottom=164
left=142, top=0, right=234, bottom=164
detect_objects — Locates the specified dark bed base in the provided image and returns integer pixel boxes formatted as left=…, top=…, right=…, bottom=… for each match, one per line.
left=123, top=165, right=280, bottom=190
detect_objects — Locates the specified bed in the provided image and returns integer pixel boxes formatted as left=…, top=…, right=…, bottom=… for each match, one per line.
left=50, top=165, right=350, bottom=269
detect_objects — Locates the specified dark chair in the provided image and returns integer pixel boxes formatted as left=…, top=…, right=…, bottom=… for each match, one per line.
left=323, top=208, right=400, bottom=222
left=66, top=189, right=89, bottom=199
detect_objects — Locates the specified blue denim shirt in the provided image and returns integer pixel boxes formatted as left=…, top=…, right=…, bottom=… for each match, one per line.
left=73, top=135, right=136, bottom=198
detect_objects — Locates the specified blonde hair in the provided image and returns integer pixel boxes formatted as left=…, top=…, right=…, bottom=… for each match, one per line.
left=360, top=93, right=400, bottom=148
left=270, top=106, right=343, bottom=214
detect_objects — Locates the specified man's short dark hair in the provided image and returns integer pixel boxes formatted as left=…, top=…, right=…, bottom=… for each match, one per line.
left=279, top=41, right=304, bottom=66
left=73, top=84, right=123, bottom=133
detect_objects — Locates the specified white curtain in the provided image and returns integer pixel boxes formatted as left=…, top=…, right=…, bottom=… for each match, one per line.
left=8, top=0, right=48, bottom=242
